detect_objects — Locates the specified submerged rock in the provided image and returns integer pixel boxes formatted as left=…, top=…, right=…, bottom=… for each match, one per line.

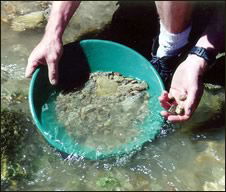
left=1, top=70, right=10, bottom=84
left=195, top=140, right=225, bottom=191
left=1, top=109, right=28, bottom=156
left=1, top=78, right=30, bottom=113
left=96, top=175, right=121, bottom=190
left=1, top=78, right=29, bottom=96
left=203, top=179, right=225, bottom=191
left=95, top=76, right=118, bottom=96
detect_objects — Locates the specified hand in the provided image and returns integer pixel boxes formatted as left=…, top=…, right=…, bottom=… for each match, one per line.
left=159, top=54, right=207, bottom=123
left=25, top=33, right=63, bottom=85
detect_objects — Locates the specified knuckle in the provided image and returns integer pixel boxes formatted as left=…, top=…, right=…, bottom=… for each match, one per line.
left=47, top=57, right=57, bottom=64
left=55, top=46, right=62, bottom=53
left=47, top=54, right=60, bottom=63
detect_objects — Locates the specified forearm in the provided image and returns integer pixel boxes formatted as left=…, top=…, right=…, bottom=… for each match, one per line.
left=45, top=1, right=80, bottom=38
left=188, top=6, right=224, bottom=72
left=195, top=13, right=224, bottom=54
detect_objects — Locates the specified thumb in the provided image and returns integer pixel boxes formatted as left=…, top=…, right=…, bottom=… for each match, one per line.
left=25, top=58, right=40, bottom=78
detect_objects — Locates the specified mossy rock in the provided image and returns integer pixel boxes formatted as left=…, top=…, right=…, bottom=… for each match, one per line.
left=1, top=109, right=31, bottom=190
left=1, top=109, right=29, bottom=157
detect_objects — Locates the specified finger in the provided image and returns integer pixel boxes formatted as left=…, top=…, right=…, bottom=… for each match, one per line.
left=159, top=91, right=172, bottom=109
left=169, top=90, right=186, bottom=105
left=158, top=90, right=168, bottom=101
left=47, top=61, right=59, bottom=85
left=166, top=91, right=178, bottom=105
left=167, top=114, right=190, bottom=123
left=25, top=59, right=40, bottom=78
left=160, top=101, right=171, bottom=110
left=184, top=88, right=199, bottom=117
left=162, top=90, right=168, bottom=97
left=160, top=111, right=170, bottom=118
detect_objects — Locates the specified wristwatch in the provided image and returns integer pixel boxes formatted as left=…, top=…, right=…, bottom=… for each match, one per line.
left=189, top=46, right=217, bottom=65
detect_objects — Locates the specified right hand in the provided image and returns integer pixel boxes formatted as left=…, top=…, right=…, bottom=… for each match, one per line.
left=158, top=55, right=206, bottom=123
left=25, top=34, right=63, bottom=85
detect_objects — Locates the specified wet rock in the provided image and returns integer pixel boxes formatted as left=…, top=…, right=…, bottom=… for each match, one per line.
left=96, top=76, right=118, bottom=96
left=132, top=81, right=148, bottom=91
left=195, top=141, right=225, bottom=164
left=168, top=103, right=185, bottom=115
left=179, top=94, right=187, bottom=101
left=35, top=1, right=51, bottom=10
left=11, top=11, right=45, bottom=31
left=1, top=70, right=10, bottom=84
left=1, top=2, right=16, bottom=23
left=168, top=105, right=177, bottom=115
left=114, top=75, right=124, bottom=83
left=62, top=1, right=119, bottom=43
left=175, top=105, right=185, bottom=115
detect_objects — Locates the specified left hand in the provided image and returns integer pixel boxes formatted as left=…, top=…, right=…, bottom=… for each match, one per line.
left=159, top=54, right=207, bottom=123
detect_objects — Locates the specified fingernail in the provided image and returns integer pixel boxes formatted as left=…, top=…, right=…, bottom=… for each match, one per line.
left=51, top=79, right=56, bottom=85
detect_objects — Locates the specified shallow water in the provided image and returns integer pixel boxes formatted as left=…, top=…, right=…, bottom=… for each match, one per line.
left=1, top=1, right=225, bottom=191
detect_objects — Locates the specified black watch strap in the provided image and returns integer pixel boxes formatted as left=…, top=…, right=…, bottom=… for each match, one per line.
left=189, top=46, right=217, bottom=65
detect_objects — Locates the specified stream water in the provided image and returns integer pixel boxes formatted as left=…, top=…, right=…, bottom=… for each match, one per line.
left=1, top=1, right=225, bottom=191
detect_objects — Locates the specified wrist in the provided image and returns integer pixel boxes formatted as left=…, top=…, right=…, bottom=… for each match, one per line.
left=43, top=28, right=62, bottom=42
left=186, top=54, right=208, bottom=74
left=189, top=46, right=217, bottom=66
left=42, top=29, right=63, bottom=46
left=45, top=19, right=65, bottom=38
